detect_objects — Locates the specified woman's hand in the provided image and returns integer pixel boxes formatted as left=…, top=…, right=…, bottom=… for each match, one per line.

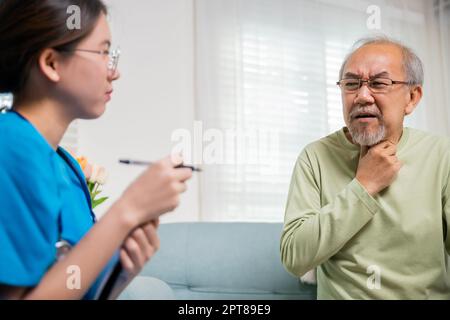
left=102, top=219, right=160, bottom=300
left=120, top=219, right=160, bottom=276
left=118, top=155, right=193, bottom=228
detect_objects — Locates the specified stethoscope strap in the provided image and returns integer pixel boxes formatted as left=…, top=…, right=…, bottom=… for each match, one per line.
left=54, top=148, right=97, bottom=261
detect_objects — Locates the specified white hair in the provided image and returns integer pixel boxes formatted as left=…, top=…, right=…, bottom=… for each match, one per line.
left=338, top=35, right=424, bottom=86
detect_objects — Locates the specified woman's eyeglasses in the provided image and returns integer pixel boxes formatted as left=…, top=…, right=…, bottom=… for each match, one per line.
left=58, top=47, right=121, bottom=75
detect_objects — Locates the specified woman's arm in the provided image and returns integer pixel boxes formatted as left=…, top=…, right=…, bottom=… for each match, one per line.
left=0, top=201, right=132, bottom=300
left=1, top=156, right=191, bottom=300
left=25, top=200, right=134, bottom=300
left=1, top=213, right=159, bottom=300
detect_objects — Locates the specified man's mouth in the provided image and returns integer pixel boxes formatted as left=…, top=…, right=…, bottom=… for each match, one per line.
left=353, top=113, right=378, bottom=119
left=349, top=106, right=382, bottom=121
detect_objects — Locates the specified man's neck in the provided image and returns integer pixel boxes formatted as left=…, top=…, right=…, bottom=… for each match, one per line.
left=13, top=98, right=73, bottom=151
left=344, top=127, right=404, bottom=146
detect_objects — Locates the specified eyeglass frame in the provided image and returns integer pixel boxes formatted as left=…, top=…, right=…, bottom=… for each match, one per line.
left=336, top=77, right=412, bottom=93
left=57, top=47, right=121, bottom=75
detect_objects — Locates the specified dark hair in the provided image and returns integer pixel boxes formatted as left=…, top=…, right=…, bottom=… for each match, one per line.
left=0, top=0, right=107, bottom=96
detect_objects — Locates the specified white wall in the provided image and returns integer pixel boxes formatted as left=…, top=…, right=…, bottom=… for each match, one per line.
left=77, top=0, right=200, bottom=222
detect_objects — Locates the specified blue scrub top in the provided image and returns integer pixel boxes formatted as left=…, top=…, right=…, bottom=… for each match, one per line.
left=0, top=111, right=118, bottom=299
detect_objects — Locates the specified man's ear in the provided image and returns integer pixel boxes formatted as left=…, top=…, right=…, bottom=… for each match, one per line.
left=405, top=85, right=423, bottom=115
left=37, top=49, right=62, bottom=83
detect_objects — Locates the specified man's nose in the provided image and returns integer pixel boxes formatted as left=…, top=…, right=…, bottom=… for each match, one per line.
left=354, top=83, right=375, bottom=105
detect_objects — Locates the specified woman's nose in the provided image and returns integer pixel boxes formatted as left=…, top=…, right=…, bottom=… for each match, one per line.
left=109, top=68, right=121, bottom=81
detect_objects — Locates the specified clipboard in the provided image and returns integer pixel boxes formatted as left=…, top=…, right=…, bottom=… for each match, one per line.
left=97, top=261, right=124, bottom=300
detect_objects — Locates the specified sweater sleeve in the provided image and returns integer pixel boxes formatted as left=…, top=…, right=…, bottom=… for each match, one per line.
left=280, top=152, right=382, bottom=277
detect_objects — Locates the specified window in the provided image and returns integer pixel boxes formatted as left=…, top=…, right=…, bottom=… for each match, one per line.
left=195, top=0, right=429, bottom=221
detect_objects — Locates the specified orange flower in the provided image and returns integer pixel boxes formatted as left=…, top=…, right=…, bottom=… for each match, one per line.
left=71, top=153, right=108, bottom=209
left=76, top=156, right=88, bottom=170
left=76, top=156, right=93, bottom=180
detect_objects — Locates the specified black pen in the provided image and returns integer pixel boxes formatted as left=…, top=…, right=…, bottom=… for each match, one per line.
left=119, top=159, right=202, bottom=172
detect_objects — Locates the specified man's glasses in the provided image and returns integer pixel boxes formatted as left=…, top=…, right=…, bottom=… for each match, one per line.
left=58, top=47, right=121, bottom=75
left=336, top=78, right=410, bottom=94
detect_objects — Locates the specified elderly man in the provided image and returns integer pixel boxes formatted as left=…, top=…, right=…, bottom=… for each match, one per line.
left=280, top=36, right=450, bottom=299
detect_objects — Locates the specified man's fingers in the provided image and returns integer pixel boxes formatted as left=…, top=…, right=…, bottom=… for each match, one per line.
left=360, top=145, right=369, bottom=159
left=365, top=140, right=396, bottom=155
left=383, top=144, right=397, bottom=156
left=372, top=140, right=392, bottom=150
left=379, top=139, right=399, bottom=149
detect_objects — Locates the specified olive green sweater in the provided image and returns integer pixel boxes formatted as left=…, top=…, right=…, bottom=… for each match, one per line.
left=281, top=127, right=450, bottom=299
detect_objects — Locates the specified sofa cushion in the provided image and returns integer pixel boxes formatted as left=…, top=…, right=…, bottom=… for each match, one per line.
left=139, top=222, right=316, bottom=300
left=118, top=276, right=175, bottom=300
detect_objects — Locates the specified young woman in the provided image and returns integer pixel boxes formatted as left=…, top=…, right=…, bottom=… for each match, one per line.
left=0, top=0, right=192, bottom=299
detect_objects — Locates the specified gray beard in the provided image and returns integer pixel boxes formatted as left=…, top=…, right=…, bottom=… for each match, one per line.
left=348, top=122, right=386, bottom=146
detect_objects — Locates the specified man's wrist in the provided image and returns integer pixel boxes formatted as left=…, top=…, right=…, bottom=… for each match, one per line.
left=355, top=177, right=378, bottom=196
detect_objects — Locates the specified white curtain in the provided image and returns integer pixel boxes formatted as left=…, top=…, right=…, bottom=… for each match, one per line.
left=194, top=0, right=450, bottom=221
left=423, top=0, right=450, bottom=135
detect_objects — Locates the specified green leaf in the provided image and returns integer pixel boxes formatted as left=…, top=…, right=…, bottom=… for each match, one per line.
left=92, top=190, right=101, bottom=198
left=92, top=196, right=109, bottom=209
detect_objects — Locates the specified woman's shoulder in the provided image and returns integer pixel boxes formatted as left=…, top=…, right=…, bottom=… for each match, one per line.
left=0, top=111, right=41, bottom=140
left=0, top=111, right=61, bottom=206
left=0, top=111, right=56, bottom=163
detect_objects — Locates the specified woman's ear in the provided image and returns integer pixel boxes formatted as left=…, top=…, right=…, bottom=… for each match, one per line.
left=405, top=85, right=423, bottom=115
left=37, top=49, right=61, bottom=83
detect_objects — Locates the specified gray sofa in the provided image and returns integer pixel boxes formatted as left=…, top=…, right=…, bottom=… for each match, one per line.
left=119, top=222, right=317, bottom=300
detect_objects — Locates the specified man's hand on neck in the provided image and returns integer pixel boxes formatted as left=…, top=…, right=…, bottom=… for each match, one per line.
left=356, top=137, right=403, bottom=196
